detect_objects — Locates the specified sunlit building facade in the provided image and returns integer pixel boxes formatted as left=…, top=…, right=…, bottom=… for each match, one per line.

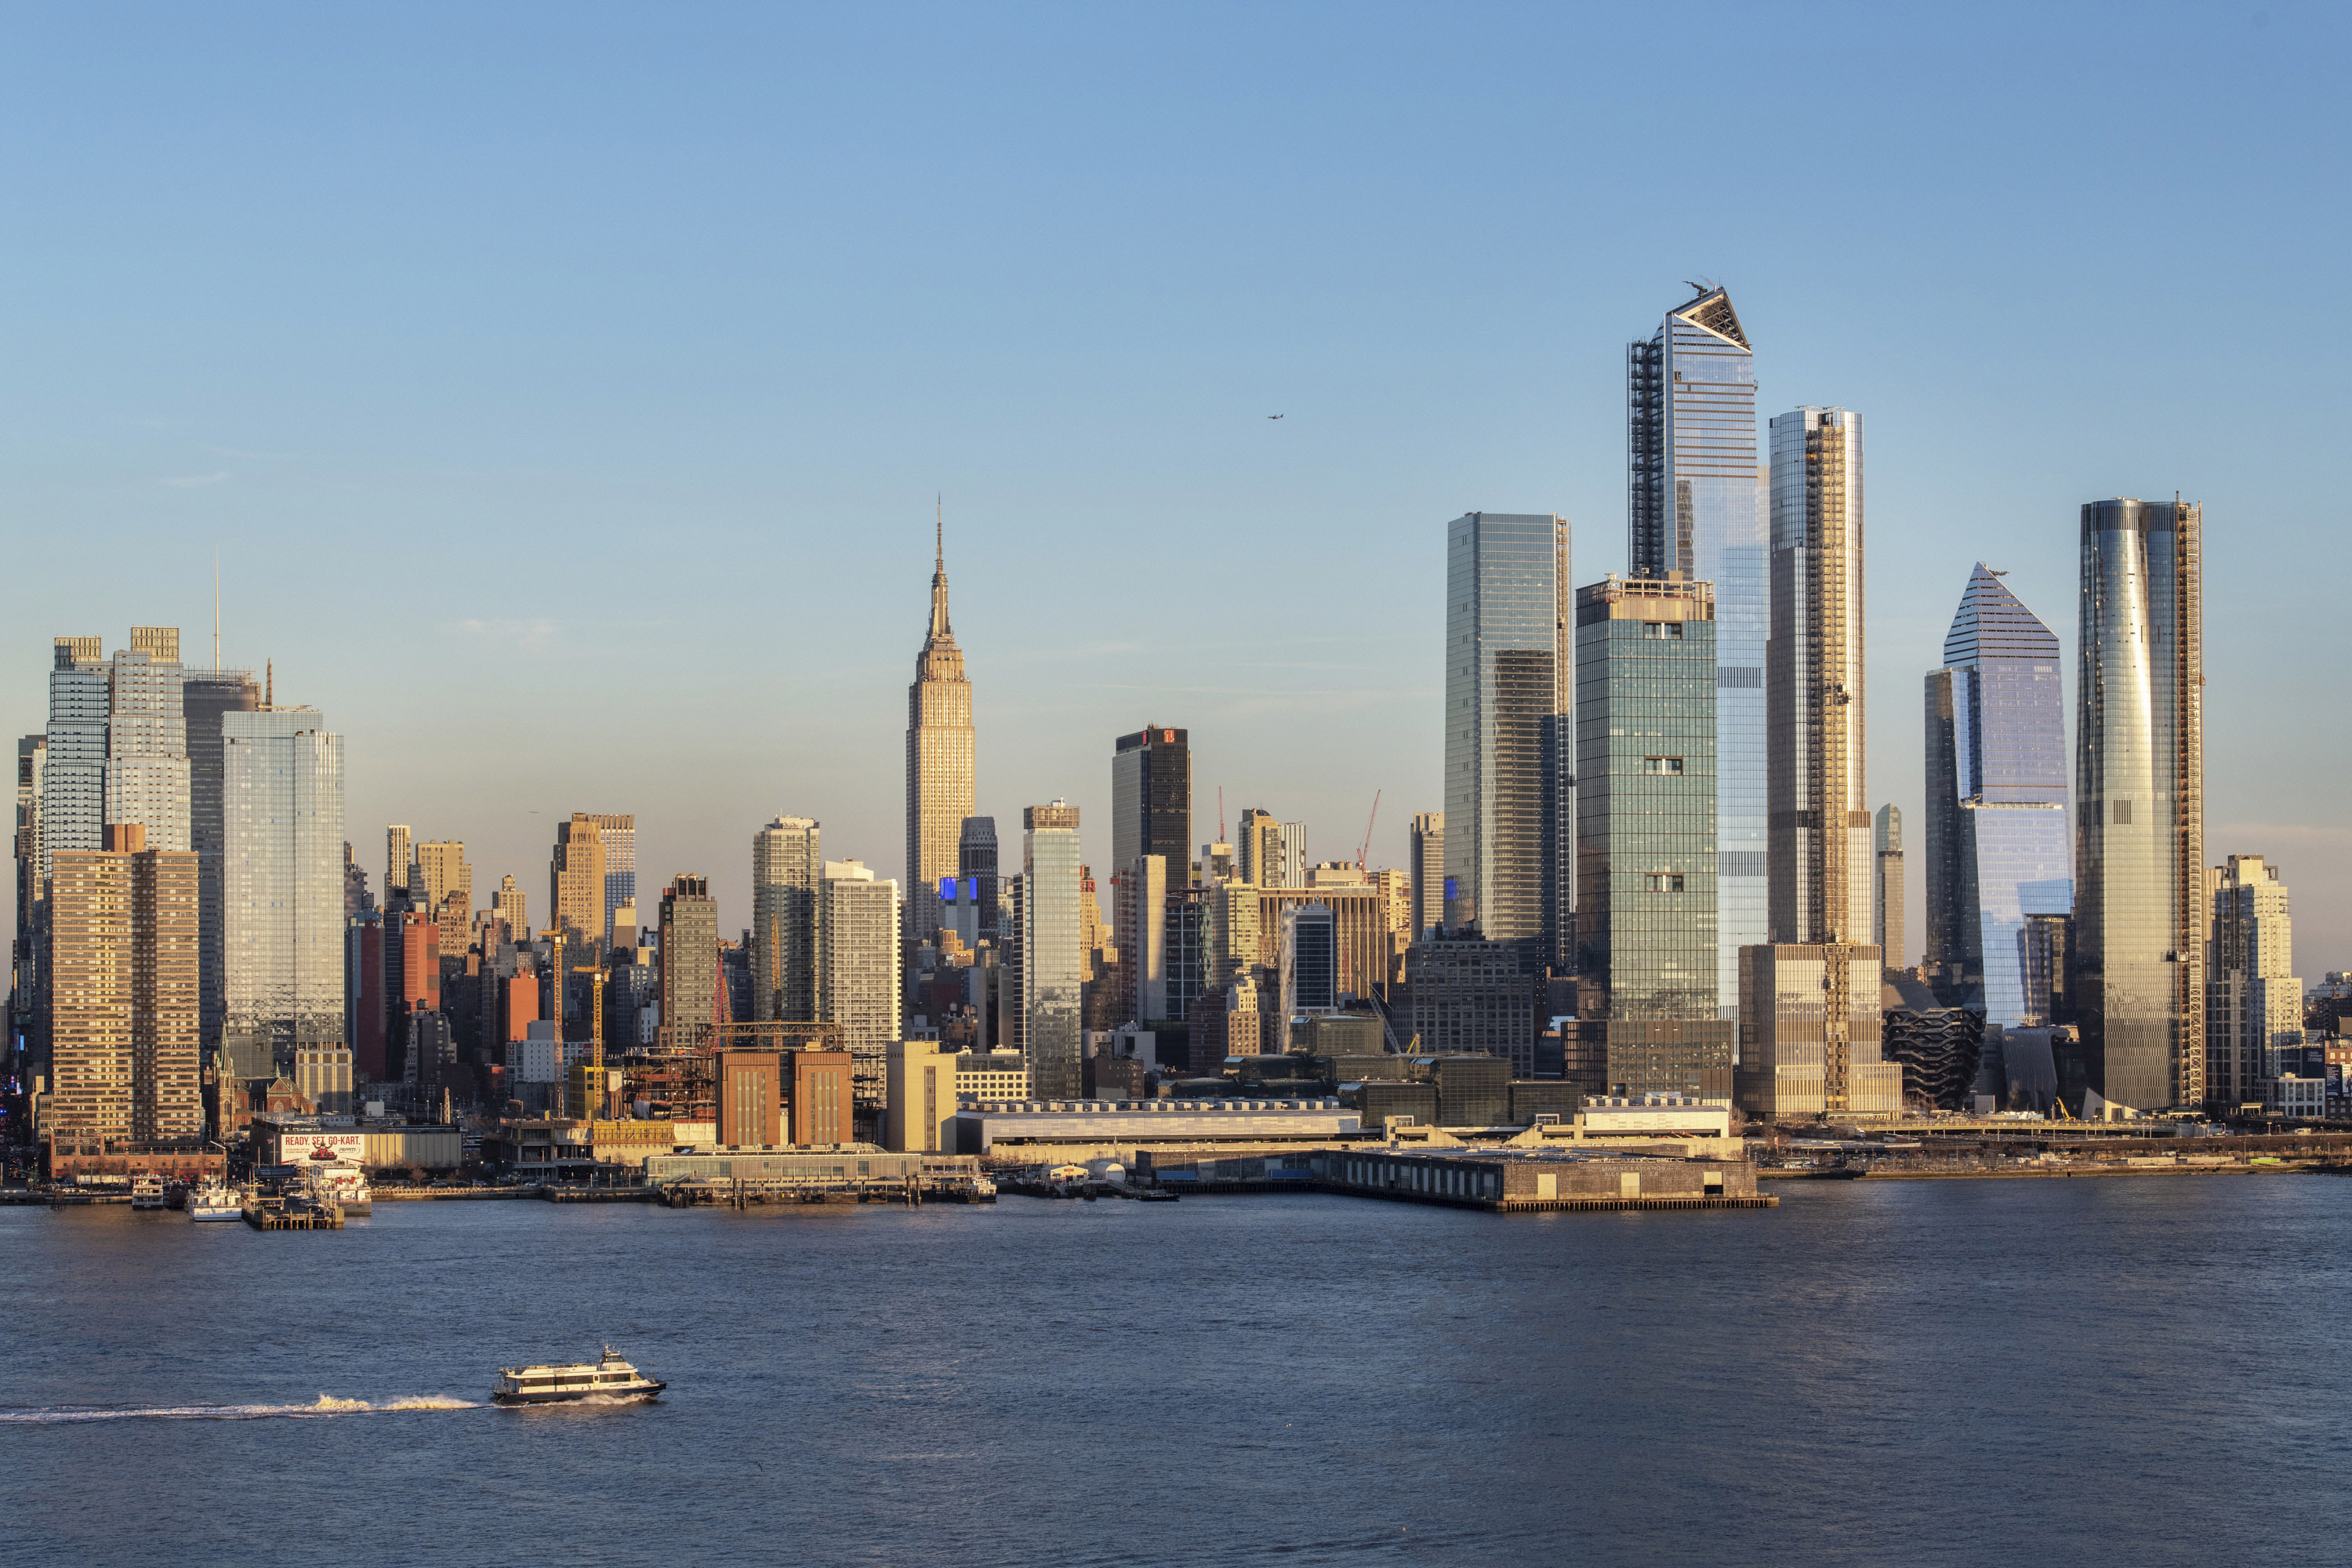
left=220, top=708, right=346, bottom=1081
left=1022, top=802, right=1083, bottom=1098
left=752, top=815, right=821, bottom=1022
left=906, top=522, right=975, bottom=939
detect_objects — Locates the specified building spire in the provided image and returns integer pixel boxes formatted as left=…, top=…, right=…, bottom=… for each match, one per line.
left=927, top=497, right=953, bottom=644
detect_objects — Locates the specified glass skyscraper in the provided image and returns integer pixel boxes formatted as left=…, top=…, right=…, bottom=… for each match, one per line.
left=1629, top=288, right=1764, bottom=1014
left=2074, top=499, right=2204, bottom=1113
left=1021, top=801, right=1083, bottom=1098
left=1924, top=564, right=2071, bottom=1033
left=220, top=707, right=346, bottom=1080
left=1442, top=511, right=1570, bottom=967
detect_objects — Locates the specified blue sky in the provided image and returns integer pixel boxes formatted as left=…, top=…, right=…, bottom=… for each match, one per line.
left=4, top=2, right=2347, bottom=970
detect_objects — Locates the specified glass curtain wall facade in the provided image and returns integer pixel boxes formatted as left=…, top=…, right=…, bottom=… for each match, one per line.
left=1628, top=288, right=1765, bottom=1015
left=1442, top=512, right=1570, bottom=967
left=590, top=814, right=635, bottom=945
left=41, top=639, right=110, bottom=889
left=1112, top=728, right=1191, bottom=886
left=751, top=816, right=821, bottom=1022
left=2075, top=499, right=2204, bottom=1112
left=1022, top=804, right=1083, bottom=1098
left=1923, top=564, right=2071, bottom=1030
left=105, top=641, right=191, bottom=851
left=2205, top=855, right=2298, bottom=1111
left=183, top=669, right=259, bottom=1056
left=220, top=710, right=346, bottom=1080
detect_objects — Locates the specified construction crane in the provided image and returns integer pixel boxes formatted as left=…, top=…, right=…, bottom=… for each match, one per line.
left=1356, top=789, right=1381, bottom=870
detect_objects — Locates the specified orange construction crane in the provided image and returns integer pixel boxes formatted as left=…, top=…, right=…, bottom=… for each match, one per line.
left=1356, top=789, right=1381, bottom=869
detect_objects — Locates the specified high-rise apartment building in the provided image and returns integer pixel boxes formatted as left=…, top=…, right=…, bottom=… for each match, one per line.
left=105, top=633, right=191, bottom=852
left=1112, top=728, right=1190, bottom=887
left=1236, top=809, right=1305, bottom=888
left=11, top=735, right=45, bottom=1055
left=416, top=840, right=473, bottom=960
left=1766, top=408, right=1870, bottom=948
left=1021, top=803, right=1083, bottom=1099
left=818, top=860, right=902, bottom=1105
left=2207, top=855, right=2298, bottom=1112
left=385, top=826, right=413, bottom=902
left=1408, top=811, right=1443, bottom=941
left=492, top=874, right=528, bottom=939
left=1924, top=564, right=2071, bottom=1027
left=2075, top=499, right=2204, bottom=1113
left=657, top=874, right=719, bottom=1050
left=1874, top=806, right=1904, bottom=973
left=46, top=825, right=201, bottom=1152
left=1572, top=574, right=1730, bottom=1099
left=1442, top=511, right=1570, bottom=967
left=42, top=638, right=110, bottom=888
left=551, top=815, right=608, bottom=948
left=589, top=813, right=635, bottom=942
left=752, top=816, right=821, bottom=1022
left=907, top=521, right=975, bottom=939
left=220, top=708, right=345, bottom=1081
left=1628, top=287, right=1766, bottom=1007
left=183, top=667, right=259, bottom=1055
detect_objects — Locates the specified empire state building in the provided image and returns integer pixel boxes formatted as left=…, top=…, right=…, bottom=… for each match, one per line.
left=906, top=514, right=975, bottom=938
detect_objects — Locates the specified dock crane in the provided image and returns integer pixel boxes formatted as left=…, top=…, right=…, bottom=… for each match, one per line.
left=1356, top=789, right=1382, bottom=870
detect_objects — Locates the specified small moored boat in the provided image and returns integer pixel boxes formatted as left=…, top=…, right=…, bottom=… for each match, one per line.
left=492, top=1346, right=665, bottom=1405
left=131, top=1175, right=169, bottom=1210
left=187, top=1180, right=243, bottom=1221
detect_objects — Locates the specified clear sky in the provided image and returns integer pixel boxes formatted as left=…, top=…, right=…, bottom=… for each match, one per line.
left=4, top=2, right=2347, bottom=972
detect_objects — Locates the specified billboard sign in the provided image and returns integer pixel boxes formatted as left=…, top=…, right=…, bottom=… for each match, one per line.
left=279, top=1131, right=365, bottom=1166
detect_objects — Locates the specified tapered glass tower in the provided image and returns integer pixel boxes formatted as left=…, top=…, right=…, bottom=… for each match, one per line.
left=1630, top=288, right=1764, bottom=1013
left=2074, top=499, right=2203, bottom=1113
left=906, top=514, right=975, bottom=939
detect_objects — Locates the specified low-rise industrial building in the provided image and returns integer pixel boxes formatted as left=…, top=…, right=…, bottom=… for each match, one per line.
left=955, top=1098, right=1359, bottom=1153
left=1316, top=1148, right=1763, bottom=1210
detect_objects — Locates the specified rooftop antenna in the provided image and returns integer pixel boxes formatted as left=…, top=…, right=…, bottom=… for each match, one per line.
left=936, top=493, right=943, bottom=570
left=264, top=660, right=273, bottom=710
left=1218, top=786, right=1225, bottom=842
left=212, top=550, right=221, bottom=674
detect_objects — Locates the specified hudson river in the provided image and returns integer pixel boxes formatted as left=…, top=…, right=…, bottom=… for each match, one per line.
left=5, top=1178, right=2346, bottom=1566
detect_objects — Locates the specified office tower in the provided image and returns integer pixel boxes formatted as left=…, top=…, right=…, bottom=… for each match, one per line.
left=957, top=817, right=1001, bottom=942
left=41, top=638, right=109, bottom=884
left=819, top=861, right=902, bottom=1105
left=220, top=708, right=344, bottom=1082
left=385, top=826, right=413, bottom=902
left=183, top=668, right=259, bottom=1057
left=1924, top=564, right=2071, bottom=1030
left=907, top=517, right=975, bottom=940
left=104, top=632, right=190, bottom=851
left=1021, top=803, right=1083, bottom=1098
left=492, top=874, right=528, bottom=938
left=1408, top=811, right=1443, bottom=941
left=2075, top=499, right=2204, bottom=1114
left=1236, top=809, right=1306, bottom=888
left=1258, top=885, right=1393, bottom=1003
left=752, top=816, right=822, bottom=1022
left=1874, top=806, right=1904, bottom=973
left=1279, top=902, right=1338, bottom=1027
left=2206, top=855, right=2298, bottom=1112
left=1628, top=286, right=1765, bottom=1005
left=551, top=814, right=607, bottom=948
left=1442, top=512, right=1570, bottom=967
left=1406, top=933, right=1539, bottom=1076
left=416, top=840, right=473, bottom=960
left=587, top=813, right=635, bottom=942
left=46, top=824, right=201, bottom=1151
left=1116, top=855, right=1169, bottom=1025
left=1571, top=574, right=1730, bottom=1098
left=658, top=874, right=719, bottom=1050
left=1766, top=408, right=1869, bottom=948
left=1112, top=728, right=1190, bottom=885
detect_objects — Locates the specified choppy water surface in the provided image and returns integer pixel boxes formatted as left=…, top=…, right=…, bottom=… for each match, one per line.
left=5, top=1178, right=2348, bottom=1566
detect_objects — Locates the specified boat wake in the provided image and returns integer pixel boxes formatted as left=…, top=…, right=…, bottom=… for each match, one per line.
left=0, top=1394, right=483, bottom=1424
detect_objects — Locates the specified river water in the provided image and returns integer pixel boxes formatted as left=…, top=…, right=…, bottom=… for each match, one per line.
left=4, top=1178, right=2347, bottom=1566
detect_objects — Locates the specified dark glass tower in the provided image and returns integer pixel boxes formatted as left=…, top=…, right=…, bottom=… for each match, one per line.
left=1112, top=727, right=1190, bottom=883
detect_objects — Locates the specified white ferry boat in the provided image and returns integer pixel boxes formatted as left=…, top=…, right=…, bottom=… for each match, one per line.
left=492, top=1347, right=665, bottom=1405
left=187, top=1180, right=243, bottom=1221
left=131, top=1175, right=169, bottom=1210
left=305, top=1163, right=372, bottom=1215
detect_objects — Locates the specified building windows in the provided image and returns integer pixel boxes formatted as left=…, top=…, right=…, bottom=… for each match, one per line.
left=1643, top=757, right=1684, bottom=775
left=1642, top=622, right=1684, bottom=640
left=1646, top=873, right=1686, bottom=893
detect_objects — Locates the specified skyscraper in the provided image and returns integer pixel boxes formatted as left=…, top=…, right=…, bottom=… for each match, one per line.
left=819, top=860, right=902, bottom=1105
left=2206, top=855, right=2298, bottom=1112
left=416, top=840, right=473, bottom=960
left=657, top=874, right=719, bottom=1050
left=1442, top=512, right=1569, bottom=967
left=1573, top=573, right=1730, bottom=1098
left=957, top=816, right=1001, bottom=942
left=551, top=814, right=607, bottom=949
left=752, top=816, right=821, bottom=1022
left=385, top=825, right=412, bottom=903
left=1408, top=811, right=1443, bottom=941
left=906, top=515, right=975, bottom=939
left=41, top=638, right=109, bottom=887
left=2075, top=499, right=2205, bottom=1114
left=221, top=707, right=345, bottom=1081
left=492, top=874, right=528, bottom=939
left=590, top=813, right=636, bottom=943
left=1629, top=287, right=1765, bottom=1008
left=184, top=667, right=259, bottom=1057
left=1112, top=728, right=1190, bottom=885
left=1766, top=408, right=1869, bottom=949
left=1022, top=801, right=1083, bottom=1098
left=105, top=630, right=190, bottom=851
left=1923, top=564, right=2071, bottom=1028
left=1874, top=805, right=1904, bottom=974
